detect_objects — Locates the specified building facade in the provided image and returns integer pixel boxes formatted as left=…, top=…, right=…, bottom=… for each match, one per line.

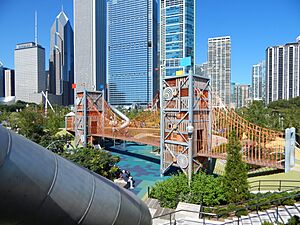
left=231, top=83, right=251, bottom=108
left=74, top=0, right=106, bottom=92
left=252, top=60, right=266, bottom=101
left=107, top=0, right=158, bottom=106
left=160, top=0, right=195, bottom=77
left=0, top=62, right=4, bottom=97
left=208, top=36, right=231, bottom=106
left=14, top=42, right=46, bottom=104
left=49, top=11, right=74, bottom=105
left=195, top=62, right=208, bottom=77
left=266, top=37, right=300, bottom=104
left=4, top=69, right=15, bottom=97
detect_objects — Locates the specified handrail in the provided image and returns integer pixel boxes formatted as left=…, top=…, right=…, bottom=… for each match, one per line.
left=249, top=179, right=300, bottom=191
left=150, top=180, right=300, bottom=223
left=152, top=191, right=300, bottom=224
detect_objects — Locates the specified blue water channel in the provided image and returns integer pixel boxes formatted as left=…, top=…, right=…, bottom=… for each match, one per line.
left=106, top=142, right=168, bottom=198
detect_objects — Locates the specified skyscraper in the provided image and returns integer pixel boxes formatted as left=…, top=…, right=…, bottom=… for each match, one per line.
left=252, top=60, right=265, bottom=101
left=49, top=10, right=74, bottom=105
left=160, top=0, right=195, bottom=77
left=195, top=62, right=208, bottom=77
left=0, top=62, right=4, bottom=97
left=4, top=69, right=15, bottom=97
left=208, top=36, right=231, bottom=106
left=74, top=0, right=106, bottom=92
left=107, top=0, right=158, bottom=106
left=14, top=42, right=46, bottom=104
left=266, top=37, right=300, bottom=104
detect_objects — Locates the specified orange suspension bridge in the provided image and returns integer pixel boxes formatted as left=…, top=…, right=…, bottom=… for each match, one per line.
left=66, top=74, right=296, bottom=176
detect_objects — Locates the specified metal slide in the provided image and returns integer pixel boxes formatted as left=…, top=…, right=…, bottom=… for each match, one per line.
left=0, top=126, right=152, bottom=225
left=109, top=104, right=130, bottom=130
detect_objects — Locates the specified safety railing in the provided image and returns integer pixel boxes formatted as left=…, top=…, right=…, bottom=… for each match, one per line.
left=150, top=181, right=300, bottom=224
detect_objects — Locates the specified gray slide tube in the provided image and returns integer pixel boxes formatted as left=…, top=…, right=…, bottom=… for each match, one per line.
left=0, top=126, right=152, bottom=225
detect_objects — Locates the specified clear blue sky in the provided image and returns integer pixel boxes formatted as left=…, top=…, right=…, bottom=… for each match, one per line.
left=0, top=0, right=299, bottom=84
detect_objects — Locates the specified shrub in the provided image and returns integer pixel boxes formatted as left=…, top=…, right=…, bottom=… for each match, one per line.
left=59, top=147, right=120, bottom=180
left=149, top=172, right=226, bottom=208
left=261, top=222, right=274, bottom=225
left=223, top=132, right=250, bottom=203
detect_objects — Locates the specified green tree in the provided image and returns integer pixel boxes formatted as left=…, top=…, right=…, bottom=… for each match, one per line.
left=59, top=147, right=120, bottom=180
left=223, top=131, right=250, bottom=203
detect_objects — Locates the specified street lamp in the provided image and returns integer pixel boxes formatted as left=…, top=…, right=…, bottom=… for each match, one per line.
left=187, top=124, right=194, bottom=185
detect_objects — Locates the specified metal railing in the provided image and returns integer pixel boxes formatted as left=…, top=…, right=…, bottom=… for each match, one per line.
left=149, top=180, right=300, bottom=224
left=249, top=179, right=300, bottom=192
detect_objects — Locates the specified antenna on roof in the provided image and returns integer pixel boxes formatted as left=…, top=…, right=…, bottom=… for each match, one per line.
left=35, top=11, right=38, bottom=45
left=61, top=5, right=64, bottom=12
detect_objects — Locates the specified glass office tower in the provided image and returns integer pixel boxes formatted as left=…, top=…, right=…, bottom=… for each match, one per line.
left=49, top=11, right=74, bottom=105
left=107, top=0, right=158, bottom=106
left=160, top=0, right=195, bottom=77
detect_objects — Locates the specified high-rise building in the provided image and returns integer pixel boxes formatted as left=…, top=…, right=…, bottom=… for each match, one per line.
left=266, top=37, right=300, bottom=104
left=195, top=62, right=208, bottom=77
left=74, top=0, right=106, bottom=92
left=208, top=36, right=231, bottom=106
left=231, top=83, right=251, bottom=108
left=107, top=0, right=158, bottom=106
left=49, top=10, right=74, bottom=105
left=160, top=0, right=195, bottom=77
left=252, top=60, right=266, bottom=101
left=14, top=42, right=46, bottom=104
left=0, top=62, right=4, bottom=97
left=4, top=69, right=15, bottom=97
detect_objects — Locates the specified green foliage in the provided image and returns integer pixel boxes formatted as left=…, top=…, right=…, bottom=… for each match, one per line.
left=262, top=222, right=274, bottom=225
left=189, top=173, right=226, bottom=206
left=149, top=172, right=226, bottom=208
left=149, top=173, right=189, bottom=208
left=223, top=131, right=250, bottom=203
left=287, top=216, right=300, bottom=225
left=237, top=97, right=300, bottom=135
left=59, top=147, right=120, bottom=180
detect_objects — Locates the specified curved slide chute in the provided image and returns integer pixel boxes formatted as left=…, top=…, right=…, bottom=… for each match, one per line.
left=0, top=126, right=152, bottom=225
left=109, top=104, right=130, bottom=130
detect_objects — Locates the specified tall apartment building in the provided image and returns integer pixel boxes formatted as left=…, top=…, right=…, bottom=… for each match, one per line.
left=4, top=69, right=15, bottom=97
left=231, top=83, right=251, bottom=108
left=107, top=0, right=158, bottom=106
left=14, top=42, right=46, bottom=104
left=252, top=60, right=266, bottom=101
left=74, top=0, right=106, bottom=92
left=195, top=62, right=208, bottom=77
left=49, top=10, right=74, bottom=105
left=266, top=37, right=300, bottom=104
left=160, top=0, right=195, bottom=77
left=208, top=36, right=231, bottom=106
left=0, top=62, right=4, bottom=97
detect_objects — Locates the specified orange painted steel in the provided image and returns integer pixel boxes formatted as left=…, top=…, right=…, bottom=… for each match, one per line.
left=66, top=98, right=284, bottom=170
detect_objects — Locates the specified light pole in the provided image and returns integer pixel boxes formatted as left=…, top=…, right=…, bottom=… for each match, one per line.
left=187, top=124, right=194, bottom=185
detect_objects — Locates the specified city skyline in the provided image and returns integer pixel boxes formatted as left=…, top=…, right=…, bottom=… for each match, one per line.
left=1, top=0, right=300, bottom=85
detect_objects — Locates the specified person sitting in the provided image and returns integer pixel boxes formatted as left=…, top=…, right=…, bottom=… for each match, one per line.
left=127, top=176, right=135, bottom=190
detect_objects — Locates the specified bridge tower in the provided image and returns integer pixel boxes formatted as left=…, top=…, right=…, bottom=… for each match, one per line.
left=160, top=71, right=212, bottom=180
left=74, top=90, right=104, bottom=147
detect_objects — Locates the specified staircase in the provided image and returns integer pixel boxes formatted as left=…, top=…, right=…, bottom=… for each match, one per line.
left=145, top=198, right=175, bottom=224
left=149, top=202, right=300, bottom=225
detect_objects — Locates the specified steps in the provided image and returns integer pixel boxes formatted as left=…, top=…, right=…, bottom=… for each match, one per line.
left=146, top=199, right=300, bottom=225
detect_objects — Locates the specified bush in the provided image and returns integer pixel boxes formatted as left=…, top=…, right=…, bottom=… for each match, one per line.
left=149, top=172, right=226, bottom=208
left=287, top=216, right=300, bottom=225
left=59, top=147, right=120, bottom=180
left=262, top=222, right=274, bottom=225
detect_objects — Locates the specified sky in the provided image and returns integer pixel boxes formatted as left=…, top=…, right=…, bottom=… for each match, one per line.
left=0, top=0, right=300, bottom=85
